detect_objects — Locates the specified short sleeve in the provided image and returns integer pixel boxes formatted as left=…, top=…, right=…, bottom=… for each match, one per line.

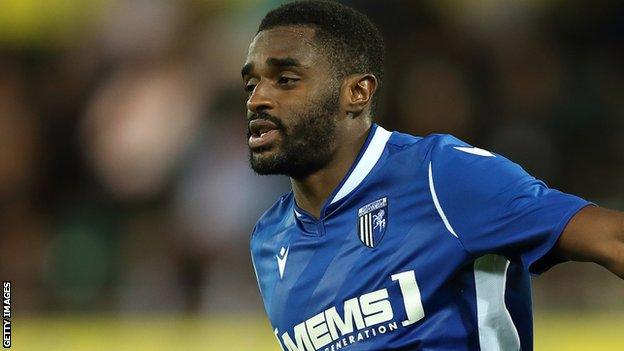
left=427, top=135, right=592, bottom=274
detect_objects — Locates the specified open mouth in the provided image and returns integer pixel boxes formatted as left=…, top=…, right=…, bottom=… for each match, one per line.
left=248, top=119, right=281, bottom=149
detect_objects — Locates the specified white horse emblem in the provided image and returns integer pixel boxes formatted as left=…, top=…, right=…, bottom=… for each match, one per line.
left=373, top=210, right=386, bottom=230
left=358, top=197, right=388, bottom=248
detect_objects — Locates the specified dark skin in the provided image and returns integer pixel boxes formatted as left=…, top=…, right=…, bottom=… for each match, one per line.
left=557, top=206, right=623, bottom=278
left=242, top=25, right=624, bottom=279
left=243, top=26, right=376, bottom=218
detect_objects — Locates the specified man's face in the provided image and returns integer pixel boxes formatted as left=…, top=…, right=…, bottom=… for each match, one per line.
left=242, top=26, right=341, bottom=179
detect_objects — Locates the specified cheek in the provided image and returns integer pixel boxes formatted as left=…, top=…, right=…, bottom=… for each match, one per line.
left=277, top=80, right=338, bottom=120
left=275, top=92, right=310, bottom=118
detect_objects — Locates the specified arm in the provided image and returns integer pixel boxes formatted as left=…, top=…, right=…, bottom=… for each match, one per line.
left=556, top=206, right=624, bottom=279
left=428, top=135, right=595, bottom=274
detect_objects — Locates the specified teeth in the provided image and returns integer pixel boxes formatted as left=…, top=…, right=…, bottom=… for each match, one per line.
left=260, top=132, right=267, bottom=137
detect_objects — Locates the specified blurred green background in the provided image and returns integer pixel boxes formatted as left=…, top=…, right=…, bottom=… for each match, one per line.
left=1, top=0, right=622, bottom=350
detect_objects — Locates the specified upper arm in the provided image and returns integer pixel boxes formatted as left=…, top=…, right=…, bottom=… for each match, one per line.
left=428, top=135, right=591, bottom=273
left=556, top=206, right=624, bottom=279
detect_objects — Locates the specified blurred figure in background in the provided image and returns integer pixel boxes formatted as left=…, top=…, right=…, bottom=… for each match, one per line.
left=0, top=61, right=47, bottom=312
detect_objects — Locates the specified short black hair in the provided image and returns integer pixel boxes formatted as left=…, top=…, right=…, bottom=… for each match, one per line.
left=258, top=0, right=385, bottom=111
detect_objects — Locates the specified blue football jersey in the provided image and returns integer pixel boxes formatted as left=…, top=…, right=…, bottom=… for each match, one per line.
left=250, top=124, right=591, bottom=351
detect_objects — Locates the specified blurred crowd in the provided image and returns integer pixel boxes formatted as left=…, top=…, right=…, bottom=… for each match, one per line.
left=0, top=0, right=622, bottom=316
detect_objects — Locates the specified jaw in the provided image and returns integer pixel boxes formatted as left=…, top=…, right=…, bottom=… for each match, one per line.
left=249, top=145, right=286, bottom=175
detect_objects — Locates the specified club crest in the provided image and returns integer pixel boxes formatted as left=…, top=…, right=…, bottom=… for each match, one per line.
left=357, top=197, right=388, bottom=248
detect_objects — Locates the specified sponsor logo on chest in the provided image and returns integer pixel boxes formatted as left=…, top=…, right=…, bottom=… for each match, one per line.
left=275, top=270, right=425, bottom=351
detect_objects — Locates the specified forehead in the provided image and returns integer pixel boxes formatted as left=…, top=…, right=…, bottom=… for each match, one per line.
left=245, top=26, right=320, bottom=67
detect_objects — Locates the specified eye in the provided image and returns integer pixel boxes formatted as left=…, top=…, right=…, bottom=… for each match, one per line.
left=245, top=83, right=256, bottom=93
left=277, top=76, right=299, bottom=85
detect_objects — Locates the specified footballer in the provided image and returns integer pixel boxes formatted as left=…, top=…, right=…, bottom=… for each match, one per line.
left=243, top=1, right=624, bottom=350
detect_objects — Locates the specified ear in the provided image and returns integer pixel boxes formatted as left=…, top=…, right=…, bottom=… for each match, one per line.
left=343, top=74, right=378, bottom=118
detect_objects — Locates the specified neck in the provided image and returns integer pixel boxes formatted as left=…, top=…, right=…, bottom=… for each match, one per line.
left=291, top=121, right=372, bottom=219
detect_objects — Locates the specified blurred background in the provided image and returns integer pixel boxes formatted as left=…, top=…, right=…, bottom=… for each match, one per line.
left=0, top=0, right=622, bottom=350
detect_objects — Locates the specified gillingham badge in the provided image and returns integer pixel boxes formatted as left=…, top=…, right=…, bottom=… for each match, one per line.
left=357, top=197, right=388, bottom=248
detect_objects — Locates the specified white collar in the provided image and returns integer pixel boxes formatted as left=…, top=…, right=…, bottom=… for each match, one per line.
left=329, top=125, right=392, bottom=204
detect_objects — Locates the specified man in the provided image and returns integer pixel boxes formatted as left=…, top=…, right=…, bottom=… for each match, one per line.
left=243, top=1, right=623, bottom=350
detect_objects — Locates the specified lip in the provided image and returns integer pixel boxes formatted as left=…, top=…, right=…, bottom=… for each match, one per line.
left=248, top=119, right=281, bottom=150
left=249, top=129, right=280, bottom=149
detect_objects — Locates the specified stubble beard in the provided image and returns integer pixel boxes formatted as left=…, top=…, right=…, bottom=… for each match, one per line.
left=248, top=87, right=341, bottom=179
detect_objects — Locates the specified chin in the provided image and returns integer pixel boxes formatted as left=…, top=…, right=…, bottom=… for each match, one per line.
left=249, top=150, right=283, bottom=175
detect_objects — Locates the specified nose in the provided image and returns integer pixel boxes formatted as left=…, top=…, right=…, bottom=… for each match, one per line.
left=246, top=81, right=274, bottom=114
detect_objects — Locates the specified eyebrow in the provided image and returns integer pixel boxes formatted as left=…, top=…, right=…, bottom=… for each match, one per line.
left=266, top=57, right=302, bottom=68
left=241, top=63, right=253, bottom=77
left=241, top=57, right=304, bottom=78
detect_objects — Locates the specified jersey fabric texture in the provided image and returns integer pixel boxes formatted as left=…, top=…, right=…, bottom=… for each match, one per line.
left=250, top=124, right=591, bottom=351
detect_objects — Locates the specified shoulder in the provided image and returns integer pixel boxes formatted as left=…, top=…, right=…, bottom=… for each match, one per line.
left=384, top=130, right=528, bottom=187
left=385, top=130, right=476, bottom=164
left=419, top=133, right=478, bottom=159
left=252, top=191, right=295, bottom=237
